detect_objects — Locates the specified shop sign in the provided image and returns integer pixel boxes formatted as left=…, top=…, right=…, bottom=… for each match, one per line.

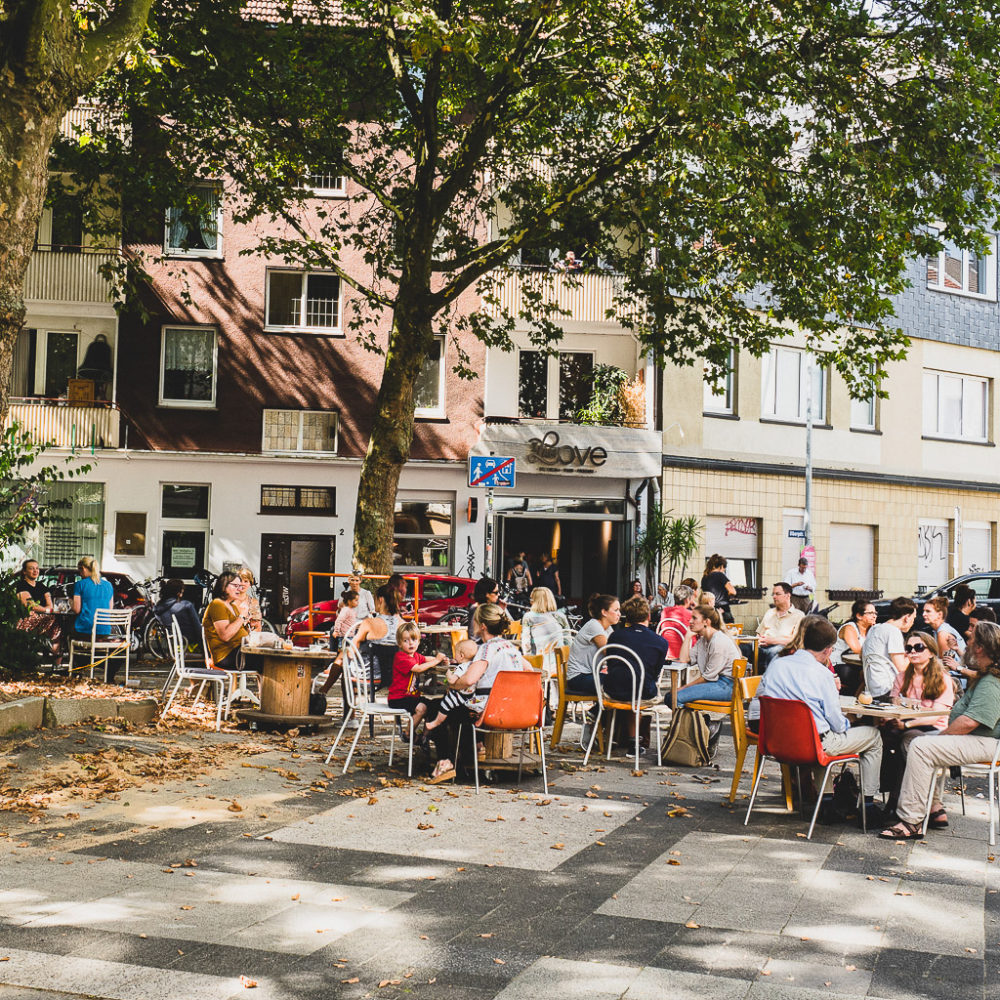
left=526, top=431, right=607, bottom=470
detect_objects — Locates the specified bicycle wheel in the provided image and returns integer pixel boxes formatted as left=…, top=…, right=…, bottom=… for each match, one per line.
left=258, top=619, right=277, bottom=634
left=144, top=617, right=170, bottom=659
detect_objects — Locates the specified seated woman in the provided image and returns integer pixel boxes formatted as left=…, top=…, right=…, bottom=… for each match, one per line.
left=320, top=584, right=402, bottom=694
left=565, top=594, right=621, bottom=695
left=830, top=598, right=876, bottom=693
left=202, top=573, right=250, bottom=669
left=521, top=586, right=570, bottom=665
left=880, top=631, right=955, bottom=815
left=465, top=576, right=512, bottom=634
left=427, top=602, right=530, bottom=784
left=674, top=604, right=739, bottom=707
left=70, top=556, right=117, bottom=678
left=15, top=559, right=61, bottom=662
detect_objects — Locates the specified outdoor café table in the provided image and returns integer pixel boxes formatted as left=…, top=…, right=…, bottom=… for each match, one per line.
left=661, top=661, right=689, bottom=711
left=237, top=646, right=334, bottom=730
left=839, top=695, right=946, bottom=722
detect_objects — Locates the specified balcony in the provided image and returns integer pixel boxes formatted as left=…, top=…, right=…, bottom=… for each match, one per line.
left=5, top=399, right=120, bottom=452
left=25, top=248, right=117, bottom=305
left=485, top=268, right=633, bottom=325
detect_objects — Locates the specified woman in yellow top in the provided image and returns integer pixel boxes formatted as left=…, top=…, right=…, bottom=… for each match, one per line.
left=202, top=573, right=249, bottom=668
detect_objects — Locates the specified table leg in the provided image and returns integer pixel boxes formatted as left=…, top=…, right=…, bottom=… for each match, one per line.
left=671, top=671, right=679, bottom=712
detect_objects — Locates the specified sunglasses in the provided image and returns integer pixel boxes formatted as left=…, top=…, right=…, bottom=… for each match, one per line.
left=904, top=643, right=927, bottom=653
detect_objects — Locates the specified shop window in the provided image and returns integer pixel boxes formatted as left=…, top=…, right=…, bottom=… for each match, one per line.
left=761, top=346, right=826, bottom=423
left=262, top=409, right=338, bottom=454
left=260, top=485, right=336, bottom=515
left=265, top=271, right=341, bottom=332
left=162, top=484, right=210, bottom=520
left=394, top=500, right=453, bottom=571
left=37, top=481, right=105, bottom=565
left=165, top=184, right=222, bottom=257
left=114, top=512, right=147, bottom=557
left=922, top=370, right=988, bottom=442
left=160, top=326, right=217, bottom=407
left=414, top=336, right=445, bottom=416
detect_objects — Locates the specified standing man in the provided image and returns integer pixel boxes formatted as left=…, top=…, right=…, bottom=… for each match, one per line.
left=861, top=597, right=916, bottom=699
left=785, top=556, right=817, bottom=613
left=757, top=582, right=805, bottom=671
left=537, top=554, right=561, bottom=597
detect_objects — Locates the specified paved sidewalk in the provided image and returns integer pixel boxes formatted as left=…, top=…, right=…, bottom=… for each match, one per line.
left=1, top=720, right=999, bottom=1000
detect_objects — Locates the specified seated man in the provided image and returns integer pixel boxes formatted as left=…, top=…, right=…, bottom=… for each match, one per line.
left=153, top=578, right=204, bottom=648
left=606, top=595, right=668, bottom=702
left=756, top=582, right=804, bottom=671
left=947, top=584, right=976, bottom=638
left=881, top=620, right=1000, bottom=839
left=862, top=596, right=916, bottom=699
left=758, top=616, right=883, bottom=820
left=657, top=583, right=696, bottom=660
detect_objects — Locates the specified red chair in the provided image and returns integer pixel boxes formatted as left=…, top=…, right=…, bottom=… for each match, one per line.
left=471, top=670, right=548, bottom=794
left=744, top=696, right=865, bottom=839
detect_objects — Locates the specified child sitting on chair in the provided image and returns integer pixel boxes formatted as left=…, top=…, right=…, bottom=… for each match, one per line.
left=329, top=589, right=360, bottom=652
left=422, top=639, right=479, bottom=734
left=386, top=621, right=448, bottom=728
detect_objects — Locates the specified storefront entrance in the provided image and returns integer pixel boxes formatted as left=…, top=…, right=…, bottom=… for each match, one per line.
left=260, top=534, right=336, bottom=622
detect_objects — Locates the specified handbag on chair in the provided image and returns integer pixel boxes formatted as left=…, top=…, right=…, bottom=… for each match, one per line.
left=660, top=707, right=711, bottom=766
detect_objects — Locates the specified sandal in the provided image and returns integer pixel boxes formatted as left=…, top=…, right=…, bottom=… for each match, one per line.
left=878, top=820, right=922, bottom=840
left=428, top=760, right=456, bottom=784
left=928, top=808, right=949, bottom=829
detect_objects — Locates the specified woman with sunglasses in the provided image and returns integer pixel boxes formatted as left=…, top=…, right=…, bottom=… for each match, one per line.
left=830, top=599, right=876, bottom=695
left=879, top=631, right=954, bottom=815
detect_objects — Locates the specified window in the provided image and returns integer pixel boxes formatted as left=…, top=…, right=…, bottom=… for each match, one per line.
left=162, top=485, right=210, bottom=520
left=394, top=500, right=452, bottom=571
left=850, top=366, right=877, bottom=431
left=918, top=519, right=950, bottom=590
left=165, top=185, right=221, bottom=257
left=114, top=512, right=147, bottom=557
left=927, top=234, right=996, bottom=299
left=302, top=171, right=346, bottom=196
left=517, top=350, right=594, bottom=421
left=922, top=370, right=988, bottom=441
left=414, top=336, right=445, bottom=416
left=761, top=346, right=825, bottom=423
left=829, top=524, right=875, bottom=590
left=703, top=350, right=735, bottom=415
left=160, top=327, right=217, bottom=407
left=704, top=515, right=759, bottom=589
left=266, top=271, right=341, bottom=332
left=260, top=485, right=336, bottom=514
left=36, top=482, right=105, bottom=564
left=262, top=409, right=338, bottom=454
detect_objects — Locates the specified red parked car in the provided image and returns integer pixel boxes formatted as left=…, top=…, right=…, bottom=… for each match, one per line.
left=284, top=574, right=477, bottom=644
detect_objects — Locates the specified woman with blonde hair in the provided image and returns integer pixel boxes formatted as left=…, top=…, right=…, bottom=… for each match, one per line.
left=521, top=586, right=570, bottom=659
left=236, top=567, right=263, bottom=632
left=71, top=556, right=116, bottom=678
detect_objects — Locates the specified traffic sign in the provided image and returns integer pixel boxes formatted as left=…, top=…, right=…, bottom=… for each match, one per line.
left=468, top=455, right=516, bottom=489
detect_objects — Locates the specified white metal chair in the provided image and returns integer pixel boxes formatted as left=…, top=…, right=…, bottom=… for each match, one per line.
left=224, top=647, right=262, bottom=719
left=162, top=620, right=227, bottom=731
left=324, top=637, right=414, bottom=776
left=920, top=740, right=1000, bottom=845
left=583, top=644, right=669, bottom=770
left=68, top=608, right=133, bottom=684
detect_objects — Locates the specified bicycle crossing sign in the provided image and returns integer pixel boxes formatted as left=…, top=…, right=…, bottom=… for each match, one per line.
left=468, top=455, right=516, bottom=489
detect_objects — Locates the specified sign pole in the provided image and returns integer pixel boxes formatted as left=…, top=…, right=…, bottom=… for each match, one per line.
left=485, top=487, right=494, bottom=579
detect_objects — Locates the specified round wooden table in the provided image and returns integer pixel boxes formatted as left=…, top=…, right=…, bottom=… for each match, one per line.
left=236, top=646, right=334, bottom=730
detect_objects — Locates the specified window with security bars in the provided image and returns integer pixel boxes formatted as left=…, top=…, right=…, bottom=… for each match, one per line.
left=303, top=172, right=346, bottom=195
left=266, top=271, right=341, bottom=331
left=260, top=485, right=336, bottom=514
left=262, top=409, right=338, bottom=453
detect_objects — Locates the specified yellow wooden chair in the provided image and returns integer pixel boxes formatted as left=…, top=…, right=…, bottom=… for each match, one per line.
left=683, top=657, right=747, bottom=757
left=508, top=620, right=523, bottom=640
left=550, top=645, right=602, bottom=751
left=729, top=673, right=761, bottom=802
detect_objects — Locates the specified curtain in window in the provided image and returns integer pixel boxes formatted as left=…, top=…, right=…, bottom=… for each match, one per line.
left=167, top=189, right=219, bottom=252
left=163, top=329, right=213, bottom=401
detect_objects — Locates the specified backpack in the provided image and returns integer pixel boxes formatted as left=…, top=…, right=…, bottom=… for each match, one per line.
left=660, top=707, right=711, bottom=766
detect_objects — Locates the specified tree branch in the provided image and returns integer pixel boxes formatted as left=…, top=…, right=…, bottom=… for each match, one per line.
left=78, top=0, right=155, bottom=87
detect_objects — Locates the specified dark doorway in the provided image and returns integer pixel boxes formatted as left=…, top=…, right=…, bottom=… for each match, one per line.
left=496, top=516, right=626, bottom=601
left=261, top=534, right=336, bottom=622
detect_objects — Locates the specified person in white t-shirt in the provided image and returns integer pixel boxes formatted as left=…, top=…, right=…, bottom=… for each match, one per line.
left=862, top=597, right=917, bottom=699
left=785, top=557, right=817, bottom=613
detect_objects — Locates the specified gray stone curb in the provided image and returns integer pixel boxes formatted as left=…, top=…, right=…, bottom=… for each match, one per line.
left=0, top=695, right=157, bottom=736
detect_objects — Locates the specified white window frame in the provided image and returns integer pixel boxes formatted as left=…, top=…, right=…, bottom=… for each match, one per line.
left=703, top=348, right=735, bottom=415
left=922, top=369, right=989, bottom=442
left=164, top=184, right=223, bottom=259
left=850, top=365, right=877, bottom=431
left=414, top=336, right=446, bottom=418
left=159, top=325, right=218, bottom=409
left=261, top=409, right=339, bottom=455
left=761, top=346, right=826, bottom=424
left=302, top=171, right=347, bottom=197
left=926, top=228, right=997, bottom=300
left=265, top=270, right=342, bottom=333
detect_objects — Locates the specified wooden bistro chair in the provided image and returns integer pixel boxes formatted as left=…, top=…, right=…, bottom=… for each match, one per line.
left=729, top=673, right=764, bottom=803
left=68, top=607, right=133, bottom=684
left=684, top=657, right=748, bottom=758
left=583, top=644, right=670, bottom=771
left=550, top=644, right=603, bottom=752
left=162, top=620, right=226, bottom=731
left=469, top=670, right=548, bottom=795
left=745, top=696, right=865, bottom=840
left=325, top=637, right=414, bottom=777
left=920, top=739, right=1000, bottom=846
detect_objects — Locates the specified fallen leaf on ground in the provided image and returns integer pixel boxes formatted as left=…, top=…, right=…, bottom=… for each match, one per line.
left=551, top=843, right=564, bottom=850
left=685, top=921, right=700, bottom=929
left=240, top=976, right=258, bottom=989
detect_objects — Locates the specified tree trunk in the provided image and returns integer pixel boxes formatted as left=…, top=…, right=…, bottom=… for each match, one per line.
left=352, top=302, right=435, bottom=575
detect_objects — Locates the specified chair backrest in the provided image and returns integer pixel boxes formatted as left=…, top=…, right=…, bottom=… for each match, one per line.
left=732, top=672, right=761, bottom=736
left=508, top=620, right=523, bottom=638
left=168, top=618, right=184, bottom=668
left=94, top=607, right=132, bottom=636
left=758, top=696, right=825, bottom=766
left=479, top=670, right=544, bottom=730
left=341, top=637, right=369, bottom=709
left=594, top=643, right=646, bottom=708
left=523, top=652, right=545, bottom=673
left=731, top=657, right=748, bottom=682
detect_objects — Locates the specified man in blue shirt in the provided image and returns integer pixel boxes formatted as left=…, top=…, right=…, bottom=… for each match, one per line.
left=759, top=616, right=882, bottom=807
left=605, top=596, right=668, bottom=702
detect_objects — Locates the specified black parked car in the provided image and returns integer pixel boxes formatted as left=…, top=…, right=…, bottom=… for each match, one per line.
left=873, top=572, right=1000, bottom=622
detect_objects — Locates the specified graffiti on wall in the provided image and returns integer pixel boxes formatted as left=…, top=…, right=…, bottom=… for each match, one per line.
left=918, top=523, right=948, bottom=570
left=464, top=536, right=477, bottom=578
left=724, top=517, right=758, bottom=537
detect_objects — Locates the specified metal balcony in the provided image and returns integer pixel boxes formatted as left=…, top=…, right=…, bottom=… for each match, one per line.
left=5, top=398, right=120, bottom=452
left=25, top=248, right=117, bottom=305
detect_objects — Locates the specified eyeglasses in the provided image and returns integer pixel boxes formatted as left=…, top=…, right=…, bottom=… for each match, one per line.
left=863, top=609, right=877, bottom=616
left=904, top=643, right=927, bottom=653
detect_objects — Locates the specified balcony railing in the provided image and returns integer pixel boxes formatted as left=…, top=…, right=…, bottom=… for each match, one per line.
left=485, top=268, right=633, bottom=325
left=6, top=399, right=120, bottom=452
left=25, top=248, right=117, bottom=304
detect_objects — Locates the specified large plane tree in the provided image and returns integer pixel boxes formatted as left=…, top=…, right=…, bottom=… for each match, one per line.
left=61, top=0, right=1000, bottom=572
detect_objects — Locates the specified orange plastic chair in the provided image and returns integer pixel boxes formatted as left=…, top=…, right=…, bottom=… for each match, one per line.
left=471, top=670, right=548, bottom=794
